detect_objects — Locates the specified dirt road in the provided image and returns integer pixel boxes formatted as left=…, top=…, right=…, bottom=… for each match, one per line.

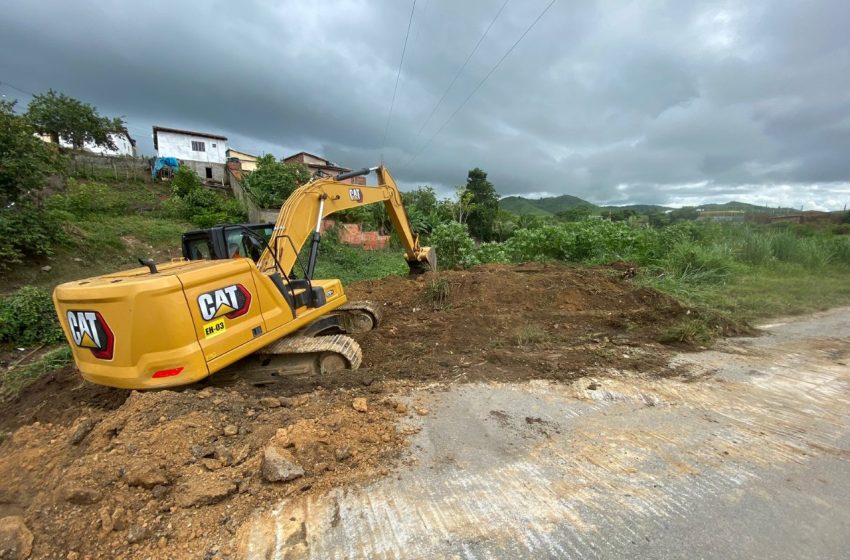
left=239, top=307, right=850, bottom=559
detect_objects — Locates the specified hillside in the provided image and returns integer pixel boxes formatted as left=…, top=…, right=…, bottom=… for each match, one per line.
left=500, top=195, right=794, bottom=217
left=696, top=201, right=798, bottom=214
left=499, top=194, right=596, bottom=216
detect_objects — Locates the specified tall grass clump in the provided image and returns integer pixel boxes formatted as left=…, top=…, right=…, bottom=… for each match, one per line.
left=662, top=241, right=735, bottom=284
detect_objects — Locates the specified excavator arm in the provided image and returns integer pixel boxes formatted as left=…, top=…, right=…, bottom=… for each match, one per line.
left=255, top=165, right=436, bottom=277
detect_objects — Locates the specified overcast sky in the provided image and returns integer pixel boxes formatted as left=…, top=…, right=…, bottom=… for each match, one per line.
left=2, top=0, right=849, bottom=209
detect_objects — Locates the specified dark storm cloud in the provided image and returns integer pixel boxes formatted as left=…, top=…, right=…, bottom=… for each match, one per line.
left=1, top=0, right=849, bottom=208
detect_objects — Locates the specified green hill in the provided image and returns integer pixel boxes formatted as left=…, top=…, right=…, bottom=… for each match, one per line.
left=696, top=201, right=797, bottom=214
left=500, top=195, right=794, bottom=217
left=500, top=194, right=596, bottom=216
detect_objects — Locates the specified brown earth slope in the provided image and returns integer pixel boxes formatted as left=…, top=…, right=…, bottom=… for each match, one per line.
left=0, top=263, right=688, bottom=559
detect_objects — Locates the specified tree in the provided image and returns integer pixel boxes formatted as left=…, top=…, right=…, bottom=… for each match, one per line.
left=555, top=205, right=594, bottom=222
left=453, top=185, right=476, bottom=225
left=464, top=168, right=499, bottom=241
left=26, top=90, right=125, bottom=150
left=0, top=100, right=64, bottom=205
left=244, top=155, right=312, bottom=208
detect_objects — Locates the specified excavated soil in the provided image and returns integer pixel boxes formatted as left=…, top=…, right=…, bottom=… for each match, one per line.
left=0, top=263, right=690, bottom=559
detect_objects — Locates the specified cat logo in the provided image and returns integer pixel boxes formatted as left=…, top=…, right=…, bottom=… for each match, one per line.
left=67, top=310, right=114, bottom=360
left=197, top=284, right=252, bottom=322
left=348, top=188, right=363, bottom=202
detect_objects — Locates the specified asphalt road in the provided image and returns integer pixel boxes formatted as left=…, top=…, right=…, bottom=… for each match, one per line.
left=239, top=308, right=850, bottom=559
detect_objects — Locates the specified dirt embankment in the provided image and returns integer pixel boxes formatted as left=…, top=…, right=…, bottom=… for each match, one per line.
left=0, top=263, right=687, bottom=559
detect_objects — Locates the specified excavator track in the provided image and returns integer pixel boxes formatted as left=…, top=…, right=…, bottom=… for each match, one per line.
left=209, top=334, right=363, bottom=386
left=207, top=302, right=377, bottom=386
left=297, top=300, right=382, bottom=336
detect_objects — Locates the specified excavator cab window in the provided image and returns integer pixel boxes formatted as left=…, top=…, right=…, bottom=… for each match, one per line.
left=182, top=223, right=274, bottom=262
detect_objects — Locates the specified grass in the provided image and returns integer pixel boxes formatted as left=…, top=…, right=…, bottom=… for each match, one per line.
left=1, top=346, right=72, bottom=401
left=310, top=234, right=408, bottom=285
left=644, top=262, right=850, bottom=344
left=424, top=277, right=450, bottom=308
left=513, top=324, right=548, bottom=346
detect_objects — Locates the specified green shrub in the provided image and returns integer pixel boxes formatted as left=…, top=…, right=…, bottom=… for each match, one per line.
left=245, top=155, right=312, bottom=208
left=0, top=287, right=64, bottom=346
left=171, top=166, right=203, bottom=197
left=504, top=225, right=570, bottom=262
left=0, top=205, right=68, bottom=269
left=430, top=222, right=477, bottom=269
left=48, top=181, right=129, bottom=216
left=164, top=168, right=247, bottom=228
left=475, top=242, right=510, bottom=264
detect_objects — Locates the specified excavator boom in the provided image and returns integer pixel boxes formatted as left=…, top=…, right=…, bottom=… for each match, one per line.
left=257, top=165, right=435, bottom=276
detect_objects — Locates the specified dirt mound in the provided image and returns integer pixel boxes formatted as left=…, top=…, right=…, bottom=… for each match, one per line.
left=0, top=263, right=688, bottom=558
left=0, top=384, right=410, bottom=558
left=348, top=263, right=684, bottom=384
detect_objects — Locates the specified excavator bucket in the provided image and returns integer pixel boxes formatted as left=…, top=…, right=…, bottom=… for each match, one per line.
left=408, top=246, right=437, bottom=275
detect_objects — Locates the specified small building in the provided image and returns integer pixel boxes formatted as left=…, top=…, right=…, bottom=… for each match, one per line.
left=226, top=148, right=258, bottom=172
left=152, top=126, right=228, bottom=184
left=283, top=152, right=366, bottom=185
left=696, top=209, right=746, bottom=223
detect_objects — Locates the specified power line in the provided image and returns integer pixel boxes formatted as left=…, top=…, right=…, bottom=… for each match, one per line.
left=0, top=80, right=36, bottom=98
left=402, top=0, right=556, bottom=170
left=414, top=0, right=511, bottom=138
left=381, top=0, right=418, bottom=158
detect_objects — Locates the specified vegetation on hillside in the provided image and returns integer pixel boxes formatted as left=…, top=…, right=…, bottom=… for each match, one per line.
left=244, top=155, right=312, bottom=208
left=164, top=167, right=246, bottom=227
left=26, top=89, right=126, bottom=150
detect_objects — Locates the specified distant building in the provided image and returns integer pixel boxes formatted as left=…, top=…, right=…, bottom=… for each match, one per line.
left=152, top=126, right=228, bottom=184
left=696, top=209, right=746, bottom=223
left=283, top=152, right=366, bottom=185
left=226, top=148, right=258, bottom=172
left=37, top=131, right=137, bottom=157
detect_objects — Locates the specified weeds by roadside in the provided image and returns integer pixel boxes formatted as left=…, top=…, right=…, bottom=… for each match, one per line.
left=1, top=346, right=72, bottom=400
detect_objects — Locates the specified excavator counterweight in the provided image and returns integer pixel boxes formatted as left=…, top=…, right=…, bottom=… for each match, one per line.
left=52, top=166, right=435, bottom=389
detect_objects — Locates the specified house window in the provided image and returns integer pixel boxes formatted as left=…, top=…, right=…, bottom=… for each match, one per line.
left=191, top=141, right=206, bottom=152
left=211, top=143, right=217, bottom=148
left=205, top=167, right=213, bottom=179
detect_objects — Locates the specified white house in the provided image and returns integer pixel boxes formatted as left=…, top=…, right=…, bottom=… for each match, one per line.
left=37, top=132, right=137, bottom=157
left=152, top=126, right=228, bottom=184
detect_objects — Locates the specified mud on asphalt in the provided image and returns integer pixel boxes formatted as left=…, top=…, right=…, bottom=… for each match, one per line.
left=0, top=263, right=694, bottom=559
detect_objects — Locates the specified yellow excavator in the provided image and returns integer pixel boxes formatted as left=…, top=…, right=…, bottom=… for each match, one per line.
left=52, top=165, right=435, bottom=389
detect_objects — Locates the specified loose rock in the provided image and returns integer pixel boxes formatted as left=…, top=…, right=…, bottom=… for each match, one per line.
left=0, top=516, right=33, bottom=560
left=223, top=425, right=239, bottom=437
left=68, top=417, right=97, bottom=445
left=40, top=265, right=52, bottom=273
left=125, top=467, right=169, bottom=489
left=259, top=397, right=281, bottom=408
left=334, top=447, right=352, bottom=462
left=352, top=398, right=368, bottom=413
left=64, top=485, right=101, bottom=505
left=395, top=402, right=408, bottom=414
left=127, top=524, right=147, bottom=544
left=261, top=444, right=305, bottom=482
left=176, top=479, right=237, bottom=508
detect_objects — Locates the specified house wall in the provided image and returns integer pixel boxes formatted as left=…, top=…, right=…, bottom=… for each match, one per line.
left=156, top=131, right=227, bottom=164
left=226, top=149, right=258, bottom=172
left=182, top=161, right=227, bottom=185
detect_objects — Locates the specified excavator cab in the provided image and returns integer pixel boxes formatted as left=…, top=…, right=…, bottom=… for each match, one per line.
left=182, top=223, right=274, bottom=262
